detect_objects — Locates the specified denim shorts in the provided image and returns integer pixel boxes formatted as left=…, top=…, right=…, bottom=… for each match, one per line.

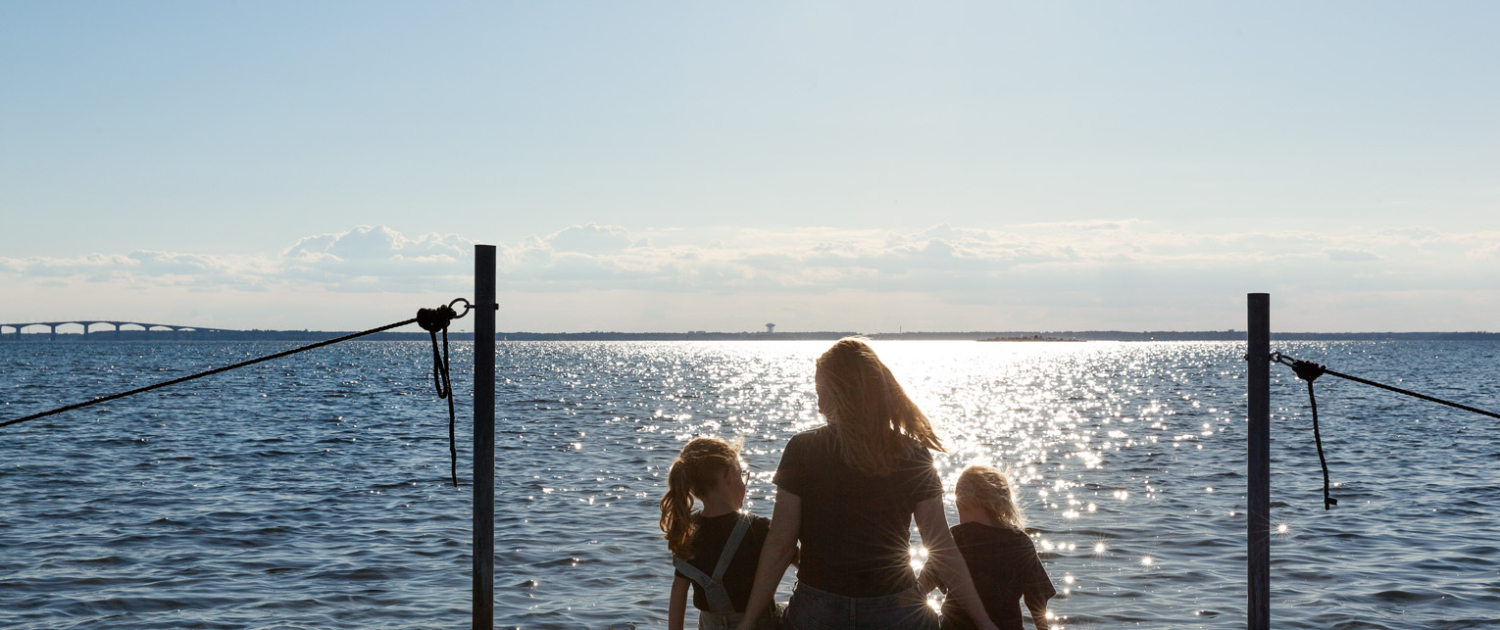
left=784, top=582, right=938, bottom=630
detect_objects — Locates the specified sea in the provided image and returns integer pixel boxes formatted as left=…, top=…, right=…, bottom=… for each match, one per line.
left=1, top=339, right=1497, bottom=629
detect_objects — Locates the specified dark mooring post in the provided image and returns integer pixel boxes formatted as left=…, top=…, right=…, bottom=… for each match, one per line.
left=474, top=245, right=496, bottom=630
left=1247, top=293, right=1270, bottom=630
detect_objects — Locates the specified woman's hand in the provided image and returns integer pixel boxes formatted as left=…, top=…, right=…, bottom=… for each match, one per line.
left=732, top=489, right=801, bottom=630
left=914, top=497, right=1001, bottom=630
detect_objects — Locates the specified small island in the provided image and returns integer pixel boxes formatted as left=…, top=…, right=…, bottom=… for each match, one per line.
left=977, top=335, right=1084, bottom=342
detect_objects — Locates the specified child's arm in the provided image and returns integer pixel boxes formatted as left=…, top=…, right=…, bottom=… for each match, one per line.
left=1022, top=551, right=1057, bottom=630
left=1024, top=596, right=1049, bottom=630
left=668, top=575, right=690, bottom=630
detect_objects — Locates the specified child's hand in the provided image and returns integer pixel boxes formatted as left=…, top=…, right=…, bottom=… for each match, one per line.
left=915, top=568, right=944, bottom=594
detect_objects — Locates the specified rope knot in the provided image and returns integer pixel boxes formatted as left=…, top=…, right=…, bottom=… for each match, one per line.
left=1290, top=359, right=1326, bottom=383
left=416, top=306, right=456, bottom=333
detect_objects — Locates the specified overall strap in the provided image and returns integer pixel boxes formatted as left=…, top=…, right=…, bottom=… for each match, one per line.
left=672, top=513, right=754, bottom=616
left=710, top=513, right=753, bottom=583
left=673, top=555, right=714, bottom=592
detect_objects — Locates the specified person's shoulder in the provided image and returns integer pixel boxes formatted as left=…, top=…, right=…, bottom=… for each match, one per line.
left=784, top=426, right=833, bottom=451
left=746, top=512, right=773, bottom=532
left=896, top=434, right=936, bottom=460
left=791, top=425, right=833, bottom=441
left=951, top=520, right=986, bottom=538
left=996, top=526, right=1041, bottom=553
left=954, top=521, right=1032, bottom=544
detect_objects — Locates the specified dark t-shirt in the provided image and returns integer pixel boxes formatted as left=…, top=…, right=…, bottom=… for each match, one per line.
left=673, top=511, right=772, bottom=612
left=773, top=426, right=943, bottom=597
left=940, top=521, right=1057, bottom=630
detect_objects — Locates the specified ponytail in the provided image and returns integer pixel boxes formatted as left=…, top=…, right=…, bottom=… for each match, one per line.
left=658, top=437, right=740, bottom=559
left=659, top=460, right=697, bottom=558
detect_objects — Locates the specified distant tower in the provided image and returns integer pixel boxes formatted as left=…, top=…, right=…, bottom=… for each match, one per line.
left=765, top=323, right=775, bottom=334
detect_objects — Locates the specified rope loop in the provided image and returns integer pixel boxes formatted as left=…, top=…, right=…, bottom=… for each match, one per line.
left=416, top=300, right=463, bottom=488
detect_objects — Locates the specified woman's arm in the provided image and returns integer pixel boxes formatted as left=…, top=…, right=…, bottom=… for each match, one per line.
left=668, top=575, right=690, bottom=630
left=914, top=498, right=1001, bottom=630
left=732, top=489, right=801, bottom=630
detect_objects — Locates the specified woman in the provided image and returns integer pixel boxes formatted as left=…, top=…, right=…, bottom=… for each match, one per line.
left=735, top=338, right=999, bottom=630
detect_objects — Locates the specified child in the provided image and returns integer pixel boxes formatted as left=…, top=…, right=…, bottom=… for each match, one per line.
left=922, top=466, right=1056, bottom=630
left=660, top=437, right=781, bottom=630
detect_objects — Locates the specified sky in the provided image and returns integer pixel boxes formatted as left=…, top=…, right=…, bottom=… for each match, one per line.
left=2, top=2, right=1497, bottom=333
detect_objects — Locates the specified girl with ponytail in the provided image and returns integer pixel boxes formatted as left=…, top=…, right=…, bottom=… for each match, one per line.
left=660, top=437, right=783, bottom=630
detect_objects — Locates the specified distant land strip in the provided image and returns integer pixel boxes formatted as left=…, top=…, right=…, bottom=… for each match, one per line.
left=7, top=329, right=1498, bottom=342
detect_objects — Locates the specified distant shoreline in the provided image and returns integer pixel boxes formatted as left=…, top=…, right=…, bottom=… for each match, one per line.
left=8, top=330, right=1498, bottom=342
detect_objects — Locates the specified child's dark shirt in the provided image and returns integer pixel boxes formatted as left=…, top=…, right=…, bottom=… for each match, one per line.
left=673, top=511, right=772, bottom=612
left=941, top=521, right=1057, bottom=630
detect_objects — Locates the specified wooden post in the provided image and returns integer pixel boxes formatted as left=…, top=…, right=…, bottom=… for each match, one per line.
left=474, top=245, right=496, bottom=630
left=1247, top=293, right=1270, bottom=630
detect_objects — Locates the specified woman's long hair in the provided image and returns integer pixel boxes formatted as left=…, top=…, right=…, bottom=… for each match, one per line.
left=816, top=338, right=943, bottom=476
left=956, top=465, right=1026, bottom=531
left=658, top=437, right=739, bottom=559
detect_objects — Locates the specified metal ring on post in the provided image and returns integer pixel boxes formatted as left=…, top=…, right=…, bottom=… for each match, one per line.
left=448, top=298, right=473, bottom=320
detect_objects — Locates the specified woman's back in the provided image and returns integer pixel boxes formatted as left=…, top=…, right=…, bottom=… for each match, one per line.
left=773, top=426, right=942, bottom=597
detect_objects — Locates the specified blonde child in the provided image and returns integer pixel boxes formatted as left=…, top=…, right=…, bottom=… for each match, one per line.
left=660, top=437, right=781, bottom=630
left=922, top=466, right=1056, bottom=630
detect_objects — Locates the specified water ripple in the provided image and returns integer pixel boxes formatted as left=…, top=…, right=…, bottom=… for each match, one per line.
left=1, top=340, right=1498, bottom=628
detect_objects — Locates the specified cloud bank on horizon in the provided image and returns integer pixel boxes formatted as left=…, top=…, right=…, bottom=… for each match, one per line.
left=2, top=222, right=1496, bottom=333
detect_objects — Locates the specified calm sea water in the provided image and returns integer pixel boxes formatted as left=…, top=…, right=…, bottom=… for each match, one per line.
left=1, top=340, right=1498, bottom=629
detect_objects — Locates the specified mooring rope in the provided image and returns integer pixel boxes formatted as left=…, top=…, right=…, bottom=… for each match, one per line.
left=417, top=298, right=471, bottom=487
left=1, top=299, right=474, bottom=486
left=1270, top=351, right=1500, bottom=510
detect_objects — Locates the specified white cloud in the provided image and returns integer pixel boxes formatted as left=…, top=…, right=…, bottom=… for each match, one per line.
left=546, top=223, right=633, bottom=254
left=1325, top=249, right=1381, bottom=262
left=2, top=221, right=1497, bottom=331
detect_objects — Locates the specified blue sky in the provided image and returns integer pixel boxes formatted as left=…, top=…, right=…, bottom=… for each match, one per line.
left=2, top=2, right=1497, bottom=332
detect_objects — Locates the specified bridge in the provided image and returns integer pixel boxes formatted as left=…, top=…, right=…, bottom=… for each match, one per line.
left=1, top=321, right=235, bottom=341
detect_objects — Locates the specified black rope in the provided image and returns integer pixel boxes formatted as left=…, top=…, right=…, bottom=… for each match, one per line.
left=1294, top=365, right=1337, bottom=510
left=417, top=298, right=470, bottom=487
left=1267, top=355, right=1338, bottom=509
left=1271, top=352, right=1500, bottom=511
left=1, top=318, right=417, bottom=430
left=1272, top=352, right=1500, bottom=420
